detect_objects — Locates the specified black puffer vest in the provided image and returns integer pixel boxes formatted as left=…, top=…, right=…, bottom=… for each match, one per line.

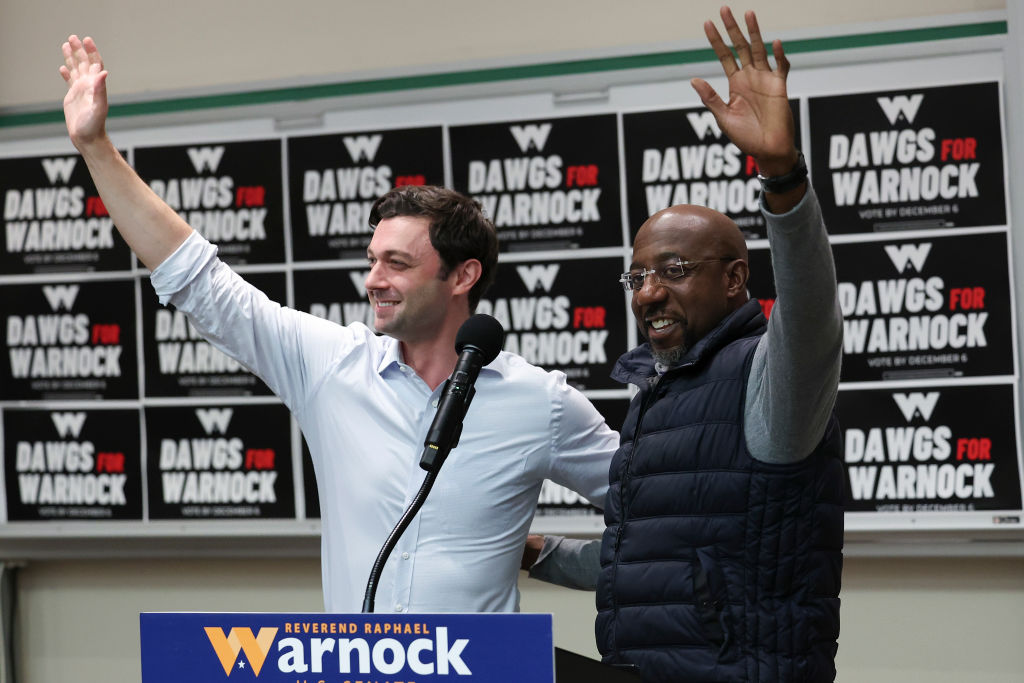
left=596, top=300, right=843, bottom=682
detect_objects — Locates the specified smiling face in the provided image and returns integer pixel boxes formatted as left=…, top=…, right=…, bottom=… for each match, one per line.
left=630, top=205, right=749, bottom=366
left=364, top=215, right=456, bottom=344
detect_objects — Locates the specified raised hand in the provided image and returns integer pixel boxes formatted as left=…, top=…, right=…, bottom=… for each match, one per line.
left=60, top=35, right=109, bottom=150
left=690, top=7, right=797, bottom=177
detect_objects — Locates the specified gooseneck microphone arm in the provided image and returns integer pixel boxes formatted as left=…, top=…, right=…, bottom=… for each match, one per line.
left=361, top=314, right=505, bottom=613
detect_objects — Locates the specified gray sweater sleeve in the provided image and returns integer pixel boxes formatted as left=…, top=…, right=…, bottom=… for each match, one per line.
left=526, top=535, right=601, bottom=590
left=744, top=186, right=843, bottom=464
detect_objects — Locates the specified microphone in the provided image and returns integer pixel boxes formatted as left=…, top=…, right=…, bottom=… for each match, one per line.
left=419, top=314, right=504, bottom=472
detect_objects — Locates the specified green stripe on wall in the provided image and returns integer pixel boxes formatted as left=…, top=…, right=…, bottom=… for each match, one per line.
left=1, top=20, right=1006, bottom=129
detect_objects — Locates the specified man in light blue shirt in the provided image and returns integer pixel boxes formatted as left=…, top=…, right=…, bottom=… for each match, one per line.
left=59, top=39, right=618, bottom=614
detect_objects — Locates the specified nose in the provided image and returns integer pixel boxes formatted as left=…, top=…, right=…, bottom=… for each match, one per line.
left=634, top=276, right=667, bottom=306
left=364, top=261, right=386, bottom=293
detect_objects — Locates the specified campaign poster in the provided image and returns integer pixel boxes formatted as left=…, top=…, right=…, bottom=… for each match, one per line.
left=3, top=407, right=142, bottom=521
left=450, top=114, right=622, bottom=251
left=146, top=403, right=295, bottom=520
left=745, top=231, right=1014, bottom=383
left=0, top=152, right=131, bottom=274
left=300, top=439, right=320, bottom=520
left=292, top=265, right=373, bottom=330
left=535, top=396, right=628, bottom=518
left=287, top=127, right=445, bottom=260
left=476, top=256, right=629, bottom=391
left=808, top=82, right=1006, bottom=234
left=133, top=140, right=286, bottom=264
left=0, top=279, right=138, bottom=400
left=838, top=384, right=1022, bottom=514
left=140, top=271, right=287, bottom=397
left=623, top=101, right=802, bottom=239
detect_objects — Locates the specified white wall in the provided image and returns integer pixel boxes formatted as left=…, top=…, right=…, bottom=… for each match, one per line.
left=3, top=1, right=1023, bottom=682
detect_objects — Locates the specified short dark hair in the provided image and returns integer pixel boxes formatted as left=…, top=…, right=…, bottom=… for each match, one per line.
left=369, top=185, right=499, bottom=311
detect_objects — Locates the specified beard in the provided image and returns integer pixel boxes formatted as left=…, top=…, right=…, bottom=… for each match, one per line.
left=651, top=344, right=688, bottom=369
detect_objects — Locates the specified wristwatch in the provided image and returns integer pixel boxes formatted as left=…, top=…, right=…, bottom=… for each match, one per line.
left=757, top=151, right=807, bottom=194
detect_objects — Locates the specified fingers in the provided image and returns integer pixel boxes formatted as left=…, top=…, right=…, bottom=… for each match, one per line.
left=704, top=20, right=737, bottom=78
left=720, top=6, right=752, bottom=69
left=82, top=36, right=104, bottom=72
left=690, top=78, right=726, bottom=119
left=745, top=10, right=769, bottom=70
left=773, top=39, right=790, bottom=79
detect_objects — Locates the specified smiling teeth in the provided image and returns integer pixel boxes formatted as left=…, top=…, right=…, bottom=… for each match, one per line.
left=377, top=302, right=398, bottom=307
left=651, top=319, right=672, bottom=330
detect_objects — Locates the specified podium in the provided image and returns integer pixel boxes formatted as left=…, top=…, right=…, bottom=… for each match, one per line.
left=141, top=612, right=638, bottom=682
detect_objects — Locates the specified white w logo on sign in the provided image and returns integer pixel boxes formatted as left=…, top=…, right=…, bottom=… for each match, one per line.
left=349, top=271, right=370, bottom=293
left=892, top=392, right=940, bottom=422
left=883, top=243, right=931, bottom=273
left=51, top=412, right=87, bottom=438
left=516, top=264, right=560, bottom=293
left=42, top=284, right=80, bottom=311
left=41, top=157, right=77, bottom=184
left=342, top=135, right=383, bottom=163
left=186, top=146, right=226, bottom=173
left=509, top=124, right=552, bottom=153
left=876, top=94, right=924, bottom=125
left=686, top=111, right=722, bottom=140
left=195, top=408, right=233, bottom=434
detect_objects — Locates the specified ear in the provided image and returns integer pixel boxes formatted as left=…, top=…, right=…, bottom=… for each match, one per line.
left=724, top=259, right=749, bottom=299
left=449, top=258, right=483, bottom=297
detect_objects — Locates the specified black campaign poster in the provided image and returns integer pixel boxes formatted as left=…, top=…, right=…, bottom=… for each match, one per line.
left=133, top=140, right=286, bottom=264
left=809, top=82, right=1006, bottom=234
left=450, top=115, right=622, bottom=251
left=745, top=232, right=1014, bottom=383
left=3, top=407, right=142, bottom=521
left=146, top=403, right=294, bottom=520
left=287, top=127, right=444, bottom=261
left=838, top=384, right=1022, bottom=514
left=1, top=152, right=131, bottom=274
left=623, top=101, right=801, bottom=240
left=477, top=256, right=628, bottom=391
left=140, top=271, right=287, bottom=397
left=293, top=266, right=373, bottom=329
left=0, top=279, right=138, bottom=400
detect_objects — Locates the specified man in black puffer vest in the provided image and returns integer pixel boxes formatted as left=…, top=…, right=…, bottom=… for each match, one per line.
left=526, top=7, right=844, bottom=682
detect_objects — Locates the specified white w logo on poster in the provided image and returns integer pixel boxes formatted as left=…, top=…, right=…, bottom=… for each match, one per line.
left=51, top=412, right=87, bottom=438
left=195, top=408, right=233, bottom=434
left=876, top=94, right=924, bottom=125
left=41, top=157, right=77, bottom=184
left=883, top=243, right=931, bottom=273
left=892, top=392, right=940, bottom=422
left=349, top=271, right=370, bottom=293
left=686, top=111, right=723, bottom=140
left=186, top=146, right=226, bottom=174
left=42, top=284, right=80, bottom=311
left=509, top=124, right=552, bottom=153
left=343, top=135, right=383, bottom=163
left=516, top=264, right=560, bottom=293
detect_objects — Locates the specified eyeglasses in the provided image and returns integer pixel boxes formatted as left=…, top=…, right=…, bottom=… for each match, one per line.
left=618, top=258, right=735, bottom=292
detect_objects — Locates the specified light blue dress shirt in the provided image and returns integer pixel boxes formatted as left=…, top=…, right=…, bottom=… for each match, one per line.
left=151, top=232, right=618, bottom=613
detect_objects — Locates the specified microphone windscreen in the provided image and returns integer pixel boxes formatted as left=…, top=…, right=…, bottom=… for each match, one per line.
left=455, top=314, right=505, bottom=363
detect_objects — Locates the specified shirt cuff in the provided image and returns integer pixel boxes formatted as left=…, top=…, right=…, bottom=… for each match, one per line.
left=149, top=231, right=218, bottom=305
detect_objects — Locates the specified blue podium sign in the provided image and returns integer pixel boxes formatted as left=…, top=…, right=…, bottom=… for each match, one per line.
left=140, top=612, right=554, bottom=682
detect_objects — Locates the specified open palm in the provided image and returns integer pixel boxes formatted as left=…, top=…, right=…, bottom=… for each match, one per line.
left=59, top=35, right=109, bottom=148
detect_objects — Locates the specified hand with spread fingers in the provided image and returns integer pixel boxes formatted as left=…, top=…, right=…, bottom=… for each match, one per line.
left=691, top=7, right=797, bottom=179
left=59, top=35, right=109, bottom=151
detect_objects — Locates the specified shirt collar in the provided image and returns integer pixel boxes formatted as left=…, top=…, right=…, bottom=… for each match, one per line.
left=375, top=335, right=507, bottom=379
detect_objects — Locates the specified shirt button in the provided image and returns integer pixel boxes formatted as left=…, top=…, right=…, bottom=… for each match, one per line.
left=395, top=604, right=403, bottom=612
left=431, top=398, right=439, bottom=408
left=402, top=552, right=410, bottom=560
